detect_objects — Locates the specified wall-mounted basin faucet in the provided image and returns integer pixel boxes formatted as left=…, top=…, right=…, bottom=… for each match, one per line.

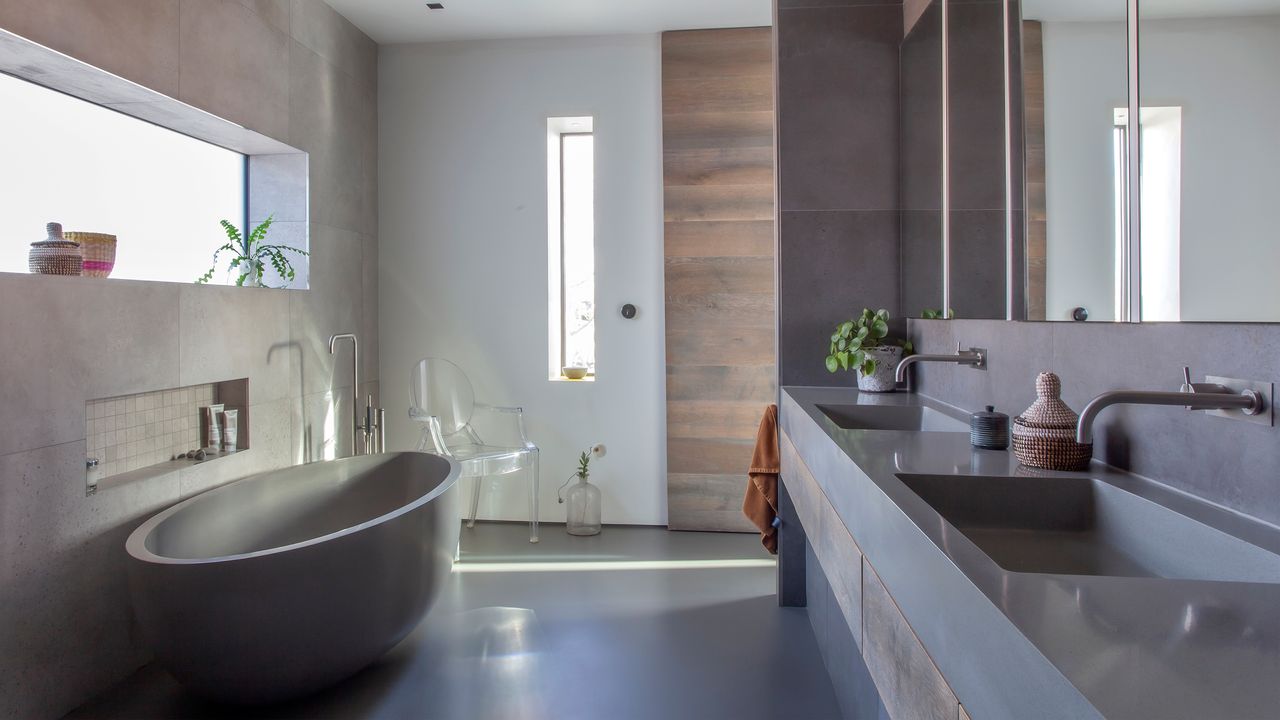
left=327, top=333, right=386, bottom=456
left=1076, top=367, right=1267, bottom=444
left=895, top=342, right=987, bottom=384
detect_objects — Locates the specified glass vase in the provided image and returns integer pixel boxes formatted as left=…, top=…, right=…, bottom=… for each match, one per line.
left=564, top=475, right=601, bottom=536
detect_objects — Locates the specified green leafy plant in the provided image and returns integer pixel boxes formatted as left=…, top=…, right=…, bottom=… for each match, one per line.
left=920, top=308, right=956, bottom=320
left=576, top=450, right=592, bottom=480
left=196, top=216, right=309, bottom=287
left=825, top=308, right=914, bottom=376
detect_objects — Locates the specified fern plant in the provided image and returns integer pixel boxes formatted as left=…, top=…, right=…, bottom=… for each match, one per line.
left=196, top=216, right=308, bottom=287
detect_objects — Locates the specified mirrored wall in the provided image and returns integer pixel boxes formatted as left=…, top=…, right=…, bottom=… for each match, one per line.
left=907, top=0, right=1280, bottom=322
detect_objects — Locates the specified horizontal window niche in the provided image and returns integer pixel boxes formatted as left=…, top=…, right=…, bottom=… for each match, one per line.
left=0, top=29, right=309, bottom=290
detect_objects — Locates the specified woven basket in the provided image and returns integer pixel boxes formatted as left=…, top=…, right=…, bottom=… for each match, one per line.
left=1011, top=372, right=1093, bottom=471
left=65, top=231, right=116, bottom=278
left=28, top=222, right=83, bottom=276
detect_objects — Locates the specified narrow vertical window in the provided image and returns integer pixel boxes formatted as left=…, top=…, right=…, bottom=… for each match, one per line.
left=547, top=117, right=596, bottom=379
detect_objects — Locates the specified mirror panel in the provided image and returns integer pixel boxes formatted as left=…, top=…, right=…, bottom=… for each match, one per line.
left=1138, top=0, right=1280, bottom=322
left=947, top=0, right=1010, bottom=320
left=1017, top=0, right=1130, bottom=322
left=900, top=0, right=945, bottom=319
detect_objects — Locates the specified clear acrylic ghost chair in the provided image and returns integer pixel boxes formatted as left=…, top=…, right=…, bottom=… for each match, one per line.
left=409, top=358, right=541, bottom=542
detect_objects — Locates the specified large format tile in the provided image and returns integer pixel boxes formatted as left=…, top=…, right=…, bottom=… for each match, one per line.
left=249, top=152, right=310, bottom=224
left=239, top=0, right=290, bottom=34
left=777, top=4, right=901, bottom=212
left=0, top=440, right=179, bottom=720
left=0, top=0, right=180, bottom=98
left=360, top=233, right=379, bottom=385
left=778, top=210, right=900, bottom=387
left=178, top=284, right=293, bottom=405
left=0, top=275, right=181, bottom=457
left=291, top=384, right=356, bottom=464
left=288, top=0, right=376, bottom=85
left=288, top=40, right=369, bottom=233
left=178, top=0, right=290, bottom=140
left=290, top=224, right=363, bottom=397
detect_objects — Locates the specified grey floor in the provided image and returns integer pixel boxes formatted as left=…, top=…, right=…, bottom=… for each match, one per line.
left=68, top=524, right=841, bottom=720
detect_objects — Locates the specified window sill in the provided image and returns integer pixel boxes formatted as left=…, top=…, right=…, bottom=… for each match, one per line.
left=549, top=376, right=595, bottom=383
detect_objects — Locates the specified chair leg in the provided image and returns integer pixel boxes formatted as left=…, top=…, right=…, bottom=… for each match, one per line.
left=467, top=475, right=482, bottom=529
left=528, top=450, right=540, bottom=543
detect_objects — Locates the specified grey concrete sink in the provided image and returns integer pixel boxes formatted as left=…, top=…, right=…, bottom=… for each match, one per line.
left=898, top=474, right=1280, bottom=583
left=817, top=404, right=968, bottom=432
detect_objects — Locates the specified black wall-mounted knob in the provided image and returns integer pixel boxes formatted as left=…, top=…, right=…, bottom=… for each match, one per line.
left=621, top=304, right=637, bottom=319
left=1071, top=307, right=1089, bottom=322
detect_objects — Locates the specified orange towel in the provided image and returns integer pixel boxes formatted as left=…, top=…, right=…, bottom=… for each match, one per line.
left=743, top=404, right=780, bottom=554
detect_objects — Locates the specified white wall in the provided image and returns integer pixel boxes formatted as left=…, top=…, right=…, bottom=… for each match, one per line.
left=1041, top=15, right=1280, bottom=322
left=378, top=35, right=667, bottom=526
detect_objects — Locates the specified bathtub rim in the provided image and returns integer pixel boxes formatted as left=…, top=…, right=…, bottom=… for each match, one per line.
left=125, top=451, right=461, bottom=567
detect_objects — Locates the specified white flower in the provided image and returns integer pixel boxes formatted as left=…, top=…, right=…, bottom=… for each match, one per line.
left=591, top=444, right=607, bottom=459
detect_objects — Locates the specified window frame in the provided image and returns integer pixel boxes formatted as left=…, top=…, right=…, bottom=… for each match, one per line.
left=558, top=130, right=595, bottom=376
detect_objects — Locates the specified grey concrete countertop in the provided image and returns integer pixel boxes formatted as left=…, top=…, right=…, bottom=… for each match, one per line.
left=781, top=386, right=1280, bottom=720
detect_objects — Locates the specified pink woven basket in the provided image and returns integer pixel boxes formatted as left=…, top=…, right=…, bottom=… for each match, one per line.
left=65, top=232, right=116, bottom=278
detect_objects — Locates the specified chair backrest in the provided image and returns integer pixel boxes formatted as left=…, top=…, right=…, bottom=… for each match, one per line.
left=410, top=358, right=475, bottom=437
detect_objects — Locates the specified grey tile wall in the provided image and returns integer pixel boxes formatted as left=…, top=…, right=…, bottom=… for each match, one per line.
left=776, top=0, right=904, bottom=387
left=909, top=319, right=1280, bottom=529
left=0, top=2, right=379, bottom=717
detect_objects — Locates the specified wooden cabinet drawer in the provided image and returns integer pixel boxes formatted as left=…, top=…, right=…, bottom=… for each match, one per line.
left=780, top=430, right=823, bottom=539
left=780, top=430, right=864, bottom=649
left=863, top=561, right=960, bottom=720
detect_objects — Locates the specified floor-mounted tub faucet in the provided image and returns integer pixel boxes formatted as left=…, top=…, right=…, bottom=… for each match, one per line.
left=895, top=342, right=987, bottom=384
left=327, top=333, right=386, bottom=456
left=1076, top=367, right=1267, bottom=444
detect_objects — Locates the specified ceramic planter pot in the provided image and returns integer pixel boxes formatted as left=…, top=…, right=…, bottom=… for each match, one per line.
left=856, top=346, right=904, bottom=393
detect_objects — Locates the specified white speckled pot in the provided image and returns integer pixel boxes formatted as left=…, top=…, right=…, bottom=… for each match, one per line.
left=857, top=346, right=904, bottom=393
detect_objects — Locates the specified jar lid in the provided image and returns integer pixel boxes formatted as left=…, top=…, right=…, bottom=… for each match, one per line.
left=971, top=405, right=1008, bottom=420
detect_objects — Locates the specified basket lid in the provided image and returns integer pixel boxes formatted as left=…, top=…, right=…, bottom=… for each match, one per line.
left=1015, top=372, right=1079, bottom=429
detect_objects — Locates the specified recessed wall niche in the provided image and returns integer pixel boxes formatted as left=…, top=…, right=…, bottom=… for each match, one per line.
left=84, top=378, right=249, bottom=494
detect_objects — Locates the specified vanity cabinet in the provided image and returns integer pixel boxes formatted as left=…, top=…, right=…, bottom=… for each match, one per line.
left=863, top=562, right=960, bottom=720
left=781, top=429, right=963, bottom=720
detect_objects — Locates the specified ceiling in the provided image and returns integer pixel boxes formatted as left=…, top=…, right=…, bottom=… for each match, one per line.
left=1024, top=0, right=1280, bottom=22
left=324, top=0, right=773, bottom=45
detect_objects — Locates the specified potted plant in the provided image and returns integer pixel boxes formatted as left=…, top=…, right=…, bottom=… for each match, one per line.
left=824, top=309, right=914, bottom=393
left=196, top=216, right=308, bottom=288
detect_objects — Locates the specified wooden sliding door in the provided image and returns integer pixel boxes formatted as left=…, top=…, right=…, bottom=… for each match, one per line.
left=662, top=28, right=776, bottom=532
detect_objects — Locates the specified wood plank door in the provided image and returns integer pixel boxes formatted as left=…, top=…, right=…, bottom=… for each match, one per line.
left=662, top=28, right=777, bottom=532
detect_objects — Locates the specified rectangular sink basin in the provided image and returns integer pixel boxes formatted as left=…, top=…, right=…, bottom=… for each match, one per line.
left=898, top=474, right=1280, bottom=583
left=818, top=404, right=968, bottom=433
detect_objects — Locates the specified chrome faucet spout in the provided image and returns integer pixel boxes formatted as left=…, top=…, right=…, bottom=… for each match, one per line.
left=327, top=333, right=362, bottom=456
left=895, top=344, right=987, bottom=384
left=1076, top=388, right=1264, bottom=444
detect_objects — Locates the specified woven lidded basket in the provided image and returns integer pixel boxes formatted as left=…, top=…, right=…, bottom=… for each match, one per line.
left=28, top=222, right=83, bottom=276
left=65, top=231, right=116, bottom=278
left=1011, top=372, right=1093, bottom=471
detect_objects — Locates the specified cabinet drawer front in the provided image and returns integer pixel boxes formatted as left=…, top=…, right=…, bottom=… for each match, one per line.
left=864, top=562, right=959, bottom=720
left=780, top=430, right=823, bottom=537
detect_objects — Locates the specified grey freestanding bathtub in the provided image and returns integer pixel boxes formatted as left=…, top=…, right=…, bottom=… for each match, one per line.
left=125, top=452, right=461, bottom=704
